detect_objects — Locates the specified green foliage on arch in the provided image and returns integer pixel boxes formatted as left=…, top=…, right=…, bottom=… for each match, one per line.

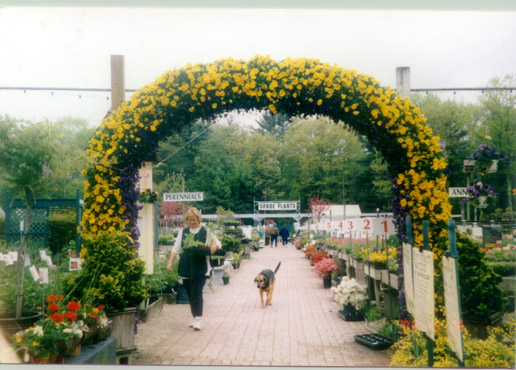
left=82, top=56, right=451, bottom=257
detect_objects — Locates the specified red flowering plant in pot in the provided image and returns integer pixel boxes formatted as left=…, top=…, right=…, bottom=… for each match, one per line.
left=314, top=258, right=338, bottom=289
left=11, top=294, right=111, bottom=363
left=310, top=251, right=328, bottom=266
left=12, top=294, right=85, bottom=363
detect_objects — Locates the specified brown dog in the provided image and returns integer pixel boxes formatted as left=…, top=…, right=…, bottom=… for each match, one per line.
left=254, top=262, right=281, bottom=308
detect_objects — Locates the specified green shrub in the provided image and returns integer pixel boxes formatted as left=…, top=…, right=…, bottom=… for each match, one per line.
left=361, top=303, right=383, bottom=322
left=487, top=261, right=516, bottom=277
left=222, top=236, right=241, bottom=254
left=0, top=256, right=64, bottom=313
left=379, top=321, right=400, bottom=340
left=456, top=234, right=504, bottom=321
left=158, top=235, right=175, bottom=245
left=222, top=219, right=240, bottom=227
left=145, top=258, right=179, bottom=295
left=64, top=231, right=147, bottom=313
left=0, top=218, right=4, bottom=241
left=48, top=211, right=76, bottom=256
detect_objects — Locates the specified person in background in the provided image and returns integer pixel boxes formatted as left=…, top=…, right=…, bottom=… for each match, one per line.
left=270, top=224, right=279, bottom=247
left=167, top=207, right=221, bottom=331
left=279, top=225, right=290, bottom=247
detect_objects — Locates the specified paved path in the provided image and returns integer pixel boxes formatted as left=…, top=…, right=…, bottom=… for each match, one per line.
left=133, top=244, right=392, bottom=367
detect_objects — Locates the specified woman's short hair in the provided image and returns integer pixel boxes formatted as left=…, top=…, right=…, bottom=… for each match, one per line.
left=185, top=207, right=202, bottom=223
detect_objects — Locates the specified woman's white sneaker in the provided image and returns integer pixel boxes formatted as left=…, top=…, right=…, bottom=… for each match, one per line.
left=193, top=317, right=201, bottom=331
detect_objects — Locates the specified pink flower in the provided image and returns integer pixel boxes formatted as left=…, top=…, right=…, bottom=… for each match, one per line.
left=314, top=258, right=338, bottom=277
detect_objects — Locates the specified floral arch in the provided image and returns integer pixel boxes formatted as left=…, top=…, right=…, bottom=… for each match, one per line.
left=81, top=55, right=451, bottom=258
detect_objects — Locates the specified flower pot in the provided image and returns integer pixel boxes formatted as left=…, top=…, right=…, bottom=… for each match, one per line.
left=222, top=275, right=230, bottom=285
left=338, top=305, right=364, bottom=322
left=0, top=311, right=44, bottom=338
left=30, top=353, right=64, bottom=364
left=106, top=307, right=137, bottom=350
left=475, top=196, right=488, bottom=208
left=65, top=339, right=82, bottom=357
left=323, top=276, right=332, bottom=289
left=139, top=296, right=163, bottom=323
left=354, top=334, right=393, bottom=350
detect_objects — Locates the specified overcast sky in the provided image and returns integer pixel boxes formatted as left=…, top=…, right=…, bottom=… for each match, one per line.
left=1, top=7, right=515, bottom=127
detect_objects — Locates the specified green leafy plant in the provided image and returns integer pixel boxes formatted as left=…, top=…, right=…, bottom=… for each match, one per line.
left=144, top=258, right=179, bottom=295
left=64, top=231, right=147, bottom=313
left=360, top=303, right=383, bottom=322
left=222, top=236, right=241, bottom=254
left=455, top=234, right=504, bottom=321
left=138, top=188, right=158, bottom=203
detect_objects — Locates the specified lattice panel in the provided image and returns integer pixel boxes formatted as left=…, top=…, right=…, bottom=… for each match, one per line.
left=6, top=207, right=49, bottom=247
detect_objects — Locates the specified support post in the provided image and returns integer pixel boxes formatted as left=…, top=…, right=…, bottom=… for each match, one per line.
left=75, top=189, right=81, bottom=255
left=396, top=67, right=411, bottom=98
left=111, top=55, right=125, bottom=111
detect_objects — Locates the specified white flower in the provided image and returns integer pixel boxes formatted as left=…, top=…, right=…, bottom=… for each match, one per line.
left=33, top=325, right=44, bottom=337
left=331, top=277, right=367, bottom=309
left=100, top=316, right=110, bottom=329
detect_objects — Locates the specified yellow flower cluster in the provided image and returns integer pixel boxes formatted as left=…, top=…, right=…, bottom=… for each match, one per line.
left=81, top=55, right=451, bottom=258
left=366, top=247, right=398, bottom=266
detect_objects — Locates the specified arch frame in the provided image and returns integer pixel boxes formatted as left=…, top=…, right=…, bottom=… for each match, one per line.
left=81, top=56, right=451, bottom=259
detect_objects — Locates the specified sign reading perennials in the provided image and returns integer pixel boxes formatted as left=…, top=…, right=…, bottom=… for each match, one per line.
left=443, top=255, right=464, bottom=362
left=257, top=201, right=298, bottom=211
left=413, top=248, right=435, bottom=339
left=164, top=192, right=204, bottom=202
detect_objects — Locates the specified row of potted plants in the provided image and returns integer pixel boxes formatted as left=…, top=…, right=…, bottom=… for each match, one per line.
left=12, top=294, right=110, bottom=363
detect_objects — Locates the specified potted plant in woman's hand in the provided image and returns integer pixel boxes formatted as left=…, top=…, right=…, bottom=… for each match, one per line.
left=314, top=258, right=338, bottom=289
left=331, top=277, right=367, bottom=321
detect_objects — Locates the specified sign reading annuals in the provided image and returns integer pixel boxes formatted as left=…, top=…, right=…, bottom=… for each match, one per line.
left=257, top=201, right=298, bottom=211
left=163, top=192, right=204, bottom=202
left=448, top=187, right=468, bottom=198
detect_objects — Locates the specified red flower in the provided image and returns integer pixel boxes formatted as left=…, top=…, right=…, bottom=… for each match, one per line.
left=67, top=301, right=81, bottom=312
left=50, top=313, right=64, bottom=322
left=48, top=303, right=59, bottom=312
left=46, top=294, right=58, bottom=303
left=64, top=312, right=78, bottom=322
left=96, top=305, right=105, bottom=312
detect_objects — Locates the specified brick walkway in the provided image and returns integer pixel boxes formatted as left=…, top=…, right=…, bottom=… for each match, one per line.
left=133, top=243, right=392, bottom=367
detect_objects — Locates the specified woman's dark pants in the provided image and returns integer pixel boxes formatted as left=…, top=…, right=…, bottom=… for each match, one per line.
left=183, top=276, right=206, bottom=317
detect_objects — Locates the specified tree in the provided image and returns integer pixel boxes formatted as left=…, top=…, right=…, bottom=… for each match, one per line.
left=45, top=117, right=95, bottom=198
left=411, top=93, right=481, bottom=187
left=255, top=111, right=291, bottom=139
left=159, top=201, right=183, bottom=229
left=0, top=116, right=55, bottom=318
left=308, top=194, right=333, bottom=222
left=478, top=75, right=516, bottom=214
left=281, top=117, right=366, bottom=210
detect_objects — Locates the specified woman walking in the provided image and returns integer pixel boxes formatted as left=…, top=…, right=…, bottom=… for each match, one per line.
left=167, top=207, right=221, bottom=331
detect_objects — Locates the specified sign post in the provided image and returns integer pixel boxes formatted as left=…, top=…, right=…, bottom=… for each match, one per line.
left=137, top=162, right=154, bottom=275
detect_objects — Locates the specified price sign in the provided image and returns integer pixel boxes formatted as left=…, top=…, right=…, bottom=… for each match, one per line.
left=443, top=255, right=464, bottom=361
left=413, top=248, right=435, bottom=339
left=372, top=217, right=395, bottom=236
left=403, top=243, right=415, bottom=315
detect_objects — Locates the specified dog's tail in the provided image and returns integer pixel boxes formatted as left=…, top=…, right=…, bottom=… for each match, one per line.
left=274, top=262, right=281, bottom=274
